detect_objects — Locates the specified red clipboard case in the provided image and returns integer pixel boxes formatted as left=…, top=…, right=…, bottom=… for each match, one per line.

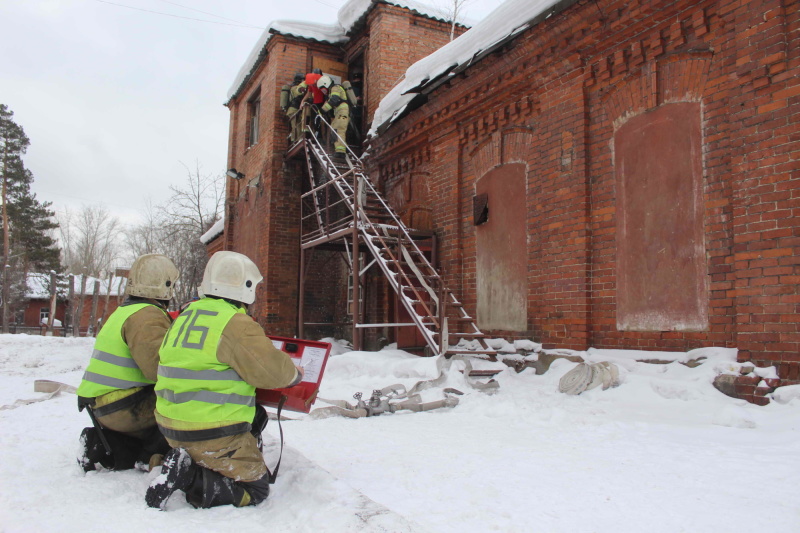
left=256, top=336, right=332, bottom=413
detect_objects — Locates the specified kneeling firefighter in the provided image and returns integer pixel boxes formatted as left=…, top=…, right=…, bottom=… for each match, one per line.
left=76, top=254, right=180, bottom=472
left=146, top=251, right=303, bottom=510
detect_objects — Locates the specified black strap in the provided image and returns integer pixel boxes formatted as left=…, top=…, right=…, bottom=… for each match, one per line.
left=268, top=395, right=287, bottom=484
left=158, top=422, right=251, bottom=443
left=91, top=386, right=153, bottom=418
left=86, top=406, right=113, bottom=456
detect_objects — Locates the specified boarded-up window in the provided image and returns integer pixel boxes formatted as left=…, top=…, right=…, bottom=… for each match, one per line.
left=476, top=163, right=527, bottom=332
left=615, top=102, right=708, bottom=331
left=246, top=88, right=261, bottom=147
left=312, top=57, right=348, bottom=84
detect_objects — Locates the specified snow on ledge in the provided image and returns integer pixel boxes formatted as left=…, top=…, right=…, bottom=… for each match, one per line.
left=200, top=219, right=224, bottom=244
left=369, top=0, right=571, bottom=136
left=226, top=21, right=347, bottom=102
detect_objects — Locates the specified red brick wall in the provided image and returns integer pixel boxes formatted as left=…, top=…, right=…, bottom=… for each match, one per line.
left=367, top=0, right=799, bottom=383
left=363, top=5, right=466, bottom=124
left=21, top=299, right=66, bottom=328
left=225, top=36, right=345, bottom=336
left=222, top=9, right=461, bottom=341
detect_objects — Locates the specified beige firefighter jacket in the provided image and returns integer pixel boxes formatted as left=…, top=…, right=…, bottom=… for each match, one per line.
left=217, top=313, right=300, bottom=390
left=120, top=303, right=172, bottom=382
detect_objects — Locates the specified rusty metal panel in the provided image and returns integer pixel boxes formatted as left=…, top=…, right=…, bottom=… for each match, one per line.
left=476, top=163, right=527, bottom=332
left=615, top=102, right=708, bottom=331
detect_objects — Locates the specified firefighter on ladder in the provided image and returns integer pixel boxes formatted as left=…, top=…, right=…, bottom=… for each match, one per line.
left=281, top=72, right=306, bottom=144
left=316, top=75, right=351, bottom=160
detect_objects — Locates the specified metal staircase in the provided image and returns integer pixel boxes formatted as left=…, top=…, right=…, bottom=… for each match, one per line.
left=294, top=117, right=495, bottom=358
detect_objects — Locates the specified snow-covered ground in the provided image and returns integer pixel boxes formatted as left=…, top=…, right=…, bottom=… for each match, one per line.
left=1, top=334, right=799, bottom=532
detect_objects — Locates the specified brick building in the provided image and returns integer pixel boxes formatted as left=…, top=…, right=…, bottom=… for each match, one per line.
left=214, top=0, right=799, bottom=387
left=217, top=0, right=466, bottom=339
left=13, top=273, right=122, bottom=336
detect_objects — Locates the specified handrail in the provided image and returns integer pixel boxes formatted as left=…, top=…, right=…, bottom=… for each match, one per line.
left=297, top=110, right=493, bottom=356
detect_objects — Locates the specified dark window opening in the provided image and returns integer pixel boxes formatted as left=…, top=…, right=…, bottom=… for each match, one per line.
left=247, top=89, right=261, bottom=148
left=473, top=193, right=489, bottom=225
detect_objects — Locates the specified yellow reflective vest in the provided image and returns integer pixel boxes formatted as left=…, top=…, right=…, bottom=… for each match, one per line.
left=77, top=303, right=158, bottom=399
left=155, top=298, right=254, bottom=427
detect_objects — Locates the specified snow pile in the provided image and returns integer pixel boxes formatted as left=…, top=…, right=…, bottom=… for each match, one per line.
left=370, top=0, right=564, bottom=135
left=2, top=334, right=799, bottom=532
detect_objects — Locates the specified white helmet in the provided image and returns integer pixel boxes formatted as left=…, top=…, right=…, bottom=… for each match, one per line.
left=316, top=75, right=333, bottom=91
left=199, top=251, right=263, bottom=305
left=126, top=254, right=179, bottom=300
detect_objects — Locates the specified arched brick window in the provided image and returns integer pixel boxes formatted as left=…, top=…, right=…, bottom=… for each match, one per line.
left=601, top=53, right=712, bottom=332
left=615, top=102, right=708, bottom=331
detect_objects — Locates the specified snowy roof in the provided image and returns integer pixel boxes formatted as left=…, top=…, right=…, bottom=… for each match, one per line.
left=200, top=218, right=224, bottom=244
left=370, top=0, right=576, bottom=136
left=226, top=0, right=471, bottom=103
left=226, top=21, right=347, bottom=103
left=338, top=0, right=472, bottom=34
left=25, top=273, right=54, bottom=300
left=24, top=273, right=125, bottom=299
left=71, top=274, right=126, bottom=297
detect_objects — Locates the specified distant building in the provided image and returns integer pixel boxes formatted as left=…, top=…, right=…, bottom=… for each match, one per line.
left=13, top=273, right=125, bottom=336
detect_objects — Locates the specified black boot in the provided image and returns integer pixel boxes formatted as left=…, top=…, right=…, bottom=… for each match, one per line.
left=78, top=427, right=141, bottom=472
left=78, top=427, right=112, bottom=472
left=145, top=448, right=198, bottom=509
left=184, top=467, right=256, bottom=509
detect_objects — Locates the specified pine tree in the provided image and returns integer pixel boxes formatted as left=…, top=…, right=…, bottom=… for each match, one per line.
left=0, top=104, right=62, bottom=331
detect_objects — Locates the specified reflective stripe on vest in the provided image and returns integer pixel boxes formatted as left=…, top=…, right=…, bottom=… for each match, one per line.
left=322, top=85, right=348, bottom=113
left=76, top=303, right=157, bottom=398
left=155, top=298, right=253, bottom=426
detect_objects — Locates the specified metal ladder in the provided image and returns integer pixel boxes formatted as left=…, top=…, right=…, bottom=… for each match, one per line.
left=298, top=120, right=496, bottom=358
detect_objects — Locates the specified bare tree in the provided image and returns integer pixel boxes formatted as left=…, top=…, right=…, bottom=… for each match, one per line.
left=433, top=0, right=473, bottom=40
left=125, top=200, right=170, bottom=259
left=59, top=205, right=123, bottom=278
left=123, top=162, right=223, bottom=307
left=164, top=161, right=223, bottom=235
left=163, top=162, right=224, bottom=305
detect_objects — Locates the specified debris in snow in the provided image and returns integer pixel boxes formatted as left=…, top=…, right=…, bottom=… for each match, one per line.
left=514, top=339, right=542, bottom=353
left=558, top=361, right=620, bottom=395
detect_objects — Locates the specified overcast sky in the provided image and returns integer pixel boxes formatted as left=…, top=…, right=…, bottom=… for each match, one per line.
left=1, top=0, right=505, bottom=226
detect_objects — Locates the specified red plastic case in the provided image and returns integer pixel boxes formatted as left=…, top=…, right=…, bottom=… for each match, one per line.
left=256, top=336, right=332, bottom=413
